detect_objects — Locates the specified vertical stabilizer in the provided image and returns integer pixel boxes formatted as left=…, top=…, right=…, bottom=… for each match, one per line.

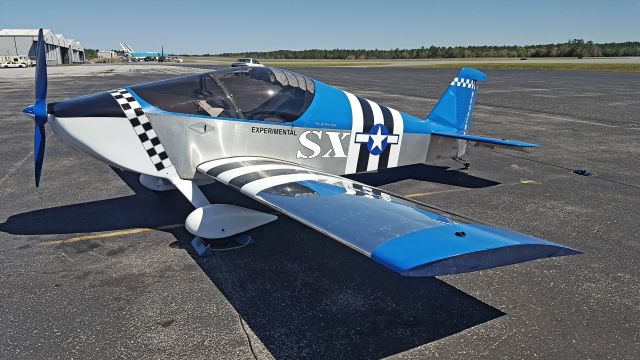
left=427, top=67, right=487, bottom=133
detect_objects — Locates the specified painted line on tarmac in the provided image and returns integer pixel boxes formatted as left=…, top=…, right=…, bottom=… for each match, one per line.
left=405, top=180, right=540, bottom=198
left=0, top=151, right=33, bottom=187
left=405, top=188, right=473, bottom=198
left=44, top=224, right=183, bottom=245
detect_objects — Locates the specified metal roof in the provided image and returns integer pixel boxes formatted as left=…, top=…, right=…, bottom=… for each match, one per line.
left=67, top=38, right=82, bottom=51
left=0, top=29, right=84, bottom=49
left=56, top=33, right=70, bottom=48
left=0, top=28, right=61, bottom=46
left=0, top=28, right=53, bottom=36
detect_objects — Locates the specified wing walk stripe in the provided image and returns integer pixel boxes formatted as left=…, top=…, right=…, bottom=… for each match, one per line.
left=378, top=105, right=394, bottom=169
left=387, top=108, right=404, bottom=168
left=344, top=91, right=363, bottom=174
left=229, top=169, right=315, bottom=189
left=366, top=100, right=384, bottom=172
left=197, top=156, right=264, bottom=173
left=217, top=164, right=307, bottom=184
left=356, top=97, right=374, bottom=173
left=241, top=173, right=336, bottom=197
left=206, top=159, right=277, bottom=177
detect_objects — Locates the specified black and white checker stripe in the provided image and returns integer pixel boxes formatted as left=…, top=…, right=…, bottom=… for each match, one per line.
left=450, top=77, right=477, bottom=90
left=108, top=88, right=173, bottom=171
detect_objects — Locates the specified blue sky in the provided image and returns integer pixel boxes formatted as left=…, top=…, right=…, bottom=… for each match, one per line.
left=1, top=0, right=638, bottom=53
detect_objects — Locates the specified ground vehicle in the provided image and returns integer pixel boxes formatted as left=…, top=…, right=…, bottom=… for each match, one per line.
left=231, top=58, right=264, bottom=67
left=167, top=56, right=183, bottom=63
left=0, top=55, right=33, bottom=67
left=1, top=61, right=28, bottom=68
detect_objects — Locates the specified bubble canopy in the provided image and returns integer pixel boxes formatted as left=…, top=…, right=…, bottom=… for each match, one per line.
left=130, top=67, right=316, bottom=123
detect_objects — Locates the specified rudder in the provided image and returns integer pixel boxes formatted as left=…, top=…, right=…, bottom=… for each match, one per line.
left=427, top=67, right=487, bottom=133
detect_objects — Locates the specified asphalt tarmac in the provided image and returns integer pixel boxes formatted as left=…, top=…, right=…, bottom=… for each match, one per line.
left=0, top=65, right=638, bottom=359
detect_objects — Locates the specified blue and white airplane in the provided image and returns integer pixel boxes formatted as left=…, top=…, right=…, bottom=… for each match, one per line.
left=25, top=30, right=580, bottom=277
left=120, top=43, right=165, bottom=61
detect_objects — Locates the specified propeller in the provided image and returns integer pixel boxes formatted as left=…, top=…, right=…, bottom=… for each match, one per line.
left=33, top=28, right=48, bottom=187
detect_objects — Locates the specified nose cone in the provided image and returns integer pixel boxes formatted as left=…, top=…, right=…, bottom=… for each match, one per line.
left=49, top=91, right=125, bottom=118
left=23, top=104, right=36, bottom=116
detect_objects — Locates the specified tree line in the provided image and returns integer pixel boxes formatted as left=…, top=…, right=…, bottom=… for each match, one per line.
left=211, top=40, right=640, bottom=59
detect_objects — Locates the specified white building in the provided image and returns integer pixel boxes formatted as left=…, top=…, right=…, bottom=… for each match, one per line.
left=97, top=50, right=118, bottom=59
left=0, top=29, right=85, bottom=65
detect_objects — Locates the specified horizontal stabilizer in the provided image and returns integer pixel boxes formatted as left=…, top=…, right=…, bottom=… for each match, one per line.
left=432, top=131, right=539, bottom=151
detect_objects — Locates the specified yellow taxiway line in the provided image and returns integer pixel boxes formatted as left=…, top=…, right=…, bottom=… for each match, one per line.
left=44, top=224, right=183, bottom=245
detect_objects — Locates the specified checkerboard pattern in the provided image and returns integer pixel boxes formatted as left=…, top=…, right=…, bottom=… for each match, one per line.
left=450, top=77, right=477, bottom=90
left=108, top=88, right=173, bottom=171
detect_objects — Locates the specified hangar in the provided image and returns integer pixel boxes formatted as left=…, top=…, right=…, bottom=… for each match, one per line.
left=0, top=28, right=85, bottom=65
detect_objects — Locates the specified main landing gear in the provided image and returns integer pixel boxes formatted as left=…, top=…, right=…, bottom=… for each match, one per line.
left=453, top=156, right=470, bottom=169
left=140, top=174, right=277, bottom=256
left=185, top=204, right=276, bottom=256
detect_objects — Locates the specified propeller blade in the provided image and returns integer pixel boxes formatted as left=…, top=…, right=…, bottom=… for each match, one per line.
left=34, top=123, right=46, bottom=187
left=33, top=28, right=48, bottom=187
left=34, top=28, right=47, bottom=126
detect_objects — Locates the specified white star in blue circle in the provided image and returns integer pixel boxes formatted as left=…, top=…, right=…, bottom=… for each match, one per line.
left=367, top=124, right=389, bottom=155
left=354, top=124, right=400, bottom=156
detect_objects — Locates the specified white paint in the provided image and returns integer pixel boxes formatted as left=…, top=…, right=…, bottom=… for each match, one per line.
left=217, top=164, right=305, bottom=184
left=196, top=156, right=263, bottom=173
left=343, top=91, right=363, bottom=174
left=387, top=108, right=404, bottom=167
left=296, top=130, right=322, bottom=159
left=322, top=132, right=349, bottom=158
left=365, top=99, right=385, bottom=171
left=185, top=204, right=277, bottom=239
left=169, top=176, right=210, bottom=208
left=241, top=173, right=335, bottom=196
left=52, top=116, right=158, bottom=175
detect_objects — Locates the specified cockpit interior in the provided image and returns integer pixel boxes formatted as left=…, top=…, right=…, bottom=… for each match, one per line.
left=131, top=67, right=316, bottom=123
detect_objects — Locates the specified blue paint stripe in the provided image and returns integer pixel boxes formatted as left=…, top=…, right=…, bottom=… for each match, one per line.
left=371, top=223, right=580, bottom=276
left=128, top=82, right=435, bottom=134
left=431, top=131, right=539, bottom=147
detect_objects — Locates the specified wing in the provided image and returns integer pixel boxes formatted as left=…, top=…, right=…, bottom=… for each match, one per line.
left=197, top=157, right=580, bottom=277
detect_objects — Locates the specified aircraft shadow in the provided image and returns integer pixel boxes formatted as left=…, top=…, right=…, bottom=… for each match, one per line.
left=183, top=220, right=504, bottom=359
left=347, top=163, right=500, bottom=188
left=0, top=168, right=504, bottom=359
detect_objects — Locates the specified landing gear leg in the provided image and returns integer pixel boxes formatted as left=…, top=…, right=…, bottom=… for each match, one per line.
left=453, top=156, right=470, bottom=169
left=166, top=177, right=270, bottom=255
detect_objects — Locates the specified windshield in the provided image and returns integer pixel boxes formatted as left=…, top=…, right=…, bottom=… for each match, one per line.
left=131, top=67, right=315, bottom=123
left=130, top=74, right=240, bottom=118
